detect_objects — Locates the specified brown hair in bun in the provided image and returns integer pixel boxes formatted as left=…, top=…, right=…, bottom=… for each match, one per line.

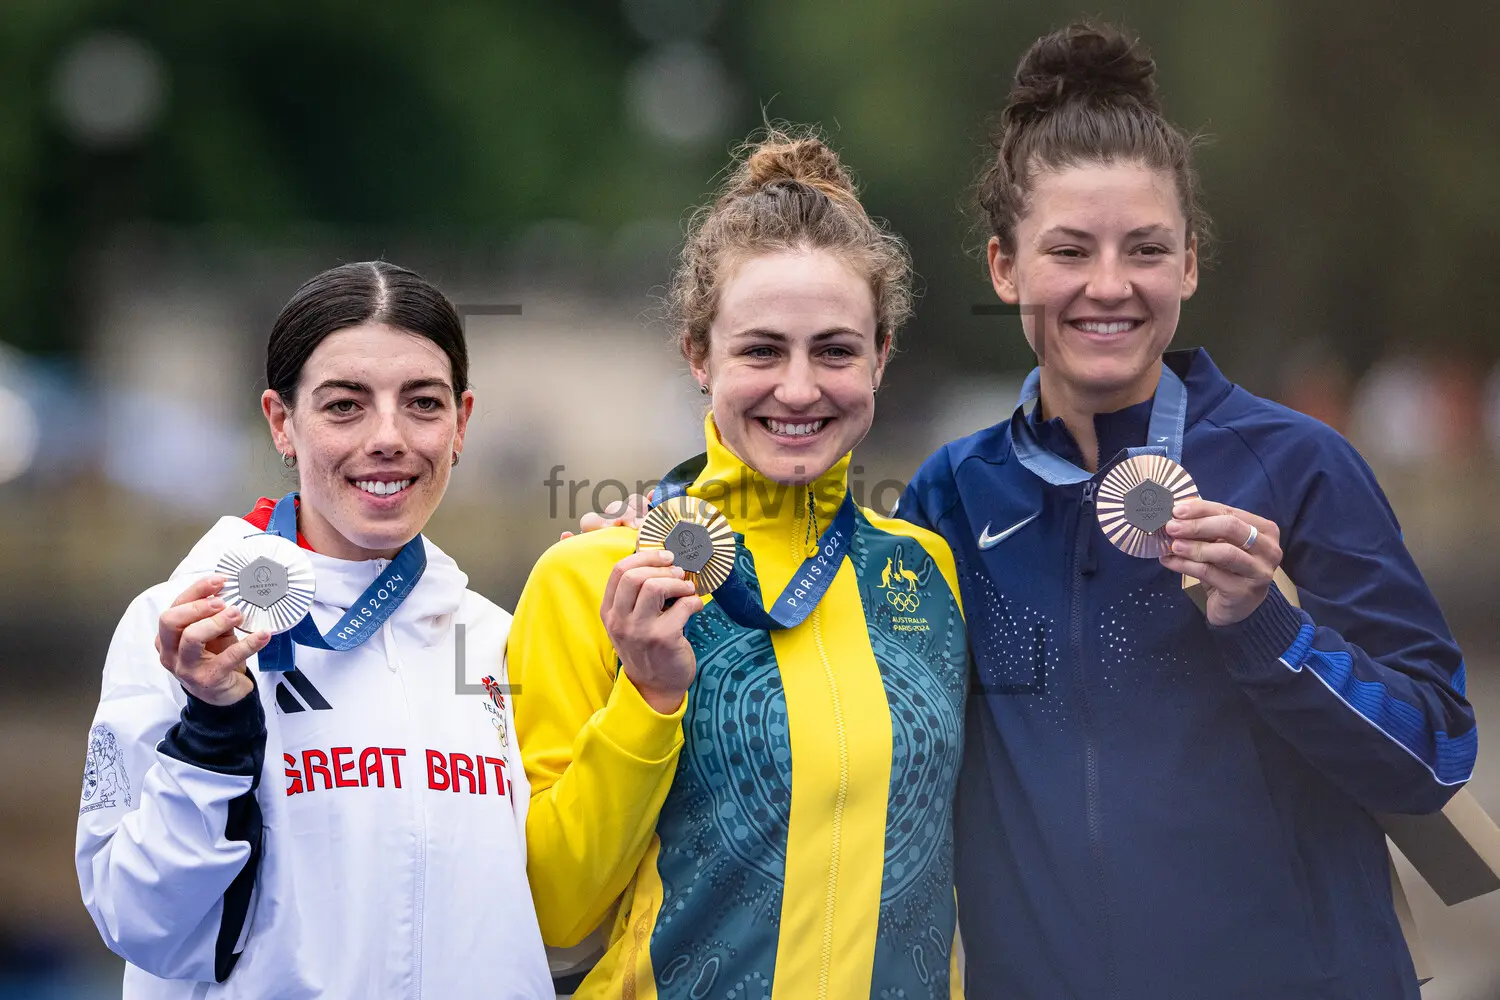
left=670, top=127, right=913, bottom=368
left=979, top=22, right=1209, bottom=255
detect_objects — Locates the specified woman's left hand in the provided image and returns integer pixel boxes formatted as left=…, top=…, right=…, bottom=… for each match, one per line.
left=1159, top=498, right=1283, bottom=626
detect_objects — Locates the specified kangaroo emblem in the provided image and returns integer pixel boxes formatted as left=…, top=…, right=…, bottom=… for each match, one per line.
left=895, top=552, right=919, bottom=591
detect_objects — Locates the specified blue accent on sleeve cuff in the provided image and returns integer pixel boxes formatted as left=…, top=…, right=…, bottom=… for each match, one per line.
left=159, top=676, right=267, bottom=777
left=1302, top=646, right=1476, bottom=787
left=1209, top=583, right=1311, bottom=679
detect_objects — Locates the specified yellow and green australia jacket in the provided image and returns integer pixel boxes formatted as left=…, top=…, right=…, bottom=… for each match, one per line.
left=508, top=416, right=969, bottom=999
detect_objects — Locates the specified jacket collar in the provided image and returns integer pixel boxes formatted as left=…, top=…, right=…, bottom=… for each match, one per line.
left=1025, top=347, right=1233, bottom=469
left=687, top=412, right=851, bottom=558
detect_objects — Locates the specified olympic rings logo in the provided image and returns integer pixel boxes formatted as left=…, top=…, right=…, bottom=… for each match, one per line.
left=886, top=590, right=922, bottom=613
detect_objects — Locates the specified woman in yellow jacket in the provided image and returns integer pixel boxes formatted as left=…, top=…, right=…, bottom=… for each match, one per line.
left=507, top=131, right=967, bottom=999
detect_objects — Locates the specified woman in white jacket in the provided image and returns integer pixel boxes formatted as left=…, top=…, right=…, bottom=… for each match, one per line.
left=75, top=261, right=553, bottom=999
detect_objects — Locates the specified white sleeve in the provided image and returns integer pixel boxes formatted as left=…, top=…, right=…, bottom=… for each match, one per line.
left=75, top=589, right=267, bottom=983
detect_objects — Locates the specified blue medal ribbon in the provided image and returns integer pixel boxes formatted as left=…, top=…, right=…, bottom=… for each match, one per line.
left=652, top=456, right=856, bottom=631
left=1009, top=362, right=1188, bottom=485
left=256, top=491, right=428, bottom=672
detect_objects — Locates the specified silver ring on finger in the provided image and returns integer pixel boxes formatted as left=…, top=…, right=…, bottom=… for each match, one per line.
left=1240, top=524, right=1259, bottom=552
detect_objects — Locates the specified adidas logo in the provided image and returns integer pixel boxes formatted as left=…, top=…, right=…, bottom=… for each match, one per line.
left=275, top=670, right=332, bottom=713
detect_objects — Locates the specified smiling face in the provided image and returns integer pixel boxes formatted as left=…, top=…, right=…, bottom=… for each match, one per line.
left=989, top=160, right=1198, bottom=412
left=693, top=249, right=886, bottom=486
left=262, top=323, right=473, bottom=561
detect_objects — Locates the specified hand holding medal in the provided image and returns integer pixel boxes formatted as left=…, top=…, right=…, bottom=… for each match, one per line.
left=593, top=452, right=857, bottom=713
left=1157, top=498, right=1283, bottom=626
left=635, top=495, right=736, bottom=597
left=1092, top=453, right=1283, bottom=626
left=599, top=498, right=719, bottom=714
left=154, top=575, right=271, bottom=707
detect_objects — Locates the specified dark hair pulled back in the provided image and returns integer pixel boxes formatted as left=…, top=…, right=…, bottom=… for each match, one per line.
left=978, top=22, right=1209, bottom=254
left=265, top=261, right=469, bottom=404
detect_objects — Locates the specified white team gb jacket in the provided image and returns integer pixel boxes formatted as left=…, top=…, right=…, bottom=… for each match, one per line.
left=76, top=513, right=553, bottom=999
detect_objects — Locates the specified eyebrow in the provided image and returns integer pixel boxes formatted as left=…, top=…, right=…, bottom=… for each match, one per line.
left=1039, top=225, right=1177, bottom=242
left=727, top=327, right=868, bottom=342
left=310, top=377, right=454, bottom=395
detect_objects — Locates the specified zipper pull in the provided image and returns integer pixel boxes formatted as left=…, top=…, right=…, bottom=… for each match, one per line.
left=1081, top=481, right=1098, bottom=576
left=803, top=485, right=820, bottom=558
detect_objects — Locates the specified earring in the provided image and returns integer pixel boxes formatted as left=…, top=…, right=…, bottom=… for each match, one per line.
left=699, top=383, right=710, bottom=396
left=451, top=452, right=461, bottom=467
left=281, top=452, right=297, bottom=469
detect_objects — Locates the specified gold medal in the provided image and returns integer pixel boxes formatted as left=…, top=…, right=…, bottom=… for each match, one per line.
left=636, top=495, right=736, bottom=596
left=215, top=533, right=317, bottom=634
left=1096, top=454, right=1199, bottom=559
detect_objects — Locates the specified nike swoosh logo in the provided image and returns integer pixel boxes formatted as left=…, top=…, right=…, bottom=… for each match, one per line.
left=978, top=512, right=1040, bottom=550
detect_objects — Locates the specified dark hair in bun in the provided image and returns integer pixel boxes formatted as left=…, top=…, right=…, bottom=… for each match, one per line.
left=978, top=22, right=1208, bottom=254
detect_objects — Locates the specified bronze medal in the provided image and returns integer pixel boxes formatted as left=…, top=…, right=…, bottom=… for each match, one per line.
left=636, top=495, right=736, bottom=596
left=1096, top=454, right=1199, bottom=559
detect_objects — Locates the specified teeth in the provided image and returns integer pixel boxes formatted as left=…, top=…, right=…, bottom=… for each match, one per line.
left=1075, top=320, right=1137, bottom=335
left=355, top=479, right=412, bottom=497
left=766, top=419, right=826, bottom=437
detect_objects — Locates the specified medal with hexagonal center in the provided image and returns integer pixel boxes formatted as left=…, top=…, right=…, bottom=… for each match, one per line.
left=215, top=533, right=317, bottom=635
left=1096, top=454, right=1201, bottom=559
left=238, top=556, right=289, bottom=608
left=1123, top=480, right=1173, bottom=534
left=664, top=522, right=713, bottom=573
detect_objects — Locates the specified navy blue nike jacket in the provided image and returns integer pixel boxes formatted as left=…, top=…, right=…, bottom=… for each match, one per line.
left=898, top=348, right=1476, bottom=1000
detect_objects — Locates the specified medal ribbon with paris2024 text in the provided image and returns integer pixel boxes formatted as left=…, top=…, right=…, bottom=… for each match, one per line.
left=257, top=491, right=428, bottom=671
left=1008, top=361, right=1188, bottom=486
left=652, top=454, right=855, bottom=631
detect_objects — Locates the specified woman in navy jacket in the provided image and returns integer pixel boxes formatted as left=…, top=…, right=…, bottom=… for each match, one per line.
left=897, top=23, right=1476, bottom=1000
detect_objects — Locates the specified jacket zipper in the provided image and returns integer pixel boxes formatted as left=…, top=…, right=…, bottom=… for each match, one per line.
left=811, top=608, right=847, bottom=1000
left=799, top=485, right=846, bottom=998
left=1072, top=481, right=1117, bottom=998
left=386, top=619, right=426, bottom=1000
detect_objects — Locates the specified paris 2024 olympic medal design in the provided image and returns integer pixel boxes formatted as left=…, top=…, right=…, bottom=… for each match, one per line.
left=215, top=533, right=317, bottom=634
left=1096, top=454, right=1200, bottom=559
left=635, top=494, right=737, bottom=597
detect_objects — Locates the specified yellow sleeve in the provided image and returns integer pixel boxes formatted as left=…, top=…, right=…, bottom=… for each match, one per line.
left=507, top=528, right=688, bottom=947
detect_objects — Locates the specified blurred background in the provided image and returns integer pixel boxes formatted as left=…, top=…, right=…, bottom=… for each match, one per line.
left=1, top=0, right=1498, bottom=996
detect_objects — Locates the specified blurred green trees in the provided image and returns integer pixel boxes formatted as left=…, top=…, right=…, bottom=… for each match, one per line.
left=2, top=0, right=1497, bottom=380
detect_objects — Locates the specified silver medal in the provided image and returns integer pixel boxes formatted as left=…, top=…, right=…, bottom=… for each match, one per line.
left=215, top=534, right=316, bottom=634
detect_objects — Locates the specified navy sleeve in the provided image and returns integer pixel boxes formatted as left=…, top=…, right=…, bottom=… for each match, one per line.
left=160, top=682, right=267, bottom=981
left=1210, top=430, right=1475, bottom=815
left=160, top=684, right=266, bottom=775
